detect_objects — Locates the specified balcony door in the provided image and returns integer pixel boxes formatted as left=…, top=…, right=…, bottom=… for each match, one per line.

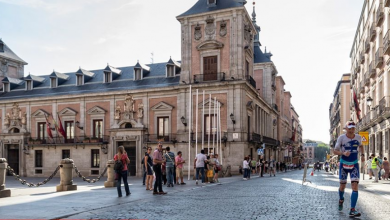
left=203, top=56, right=217, bottom=81
left=157, top=117, right=169, bottom=141
left=65, top=121, right=74, bottom=143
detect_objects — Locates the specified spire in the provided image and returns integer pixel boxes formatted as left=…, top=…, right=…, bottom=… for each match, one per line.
left=252, top=1, right=261, bottom=47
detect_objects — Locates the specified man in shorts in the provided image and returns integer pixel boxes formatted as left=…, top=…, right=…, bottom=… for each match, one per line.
left=334, top=121, right=365, bottom=217
left=175, top=151, right=186, bottom=185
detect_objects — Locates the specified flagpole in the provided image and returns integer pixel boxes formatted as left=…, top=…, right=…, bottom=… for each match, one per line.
left=208, top=94, right=211, bottom=154
left=216, top=101, right=219, bottom=156
left=202, top=90, right=205, bottom=150
left=188, top=85, right=192, bottom=181
left=219, top=102, right=222, bottom=165
left=195, top=89, right=199, bottom=155
left=213, top=97, right=216, bottom=154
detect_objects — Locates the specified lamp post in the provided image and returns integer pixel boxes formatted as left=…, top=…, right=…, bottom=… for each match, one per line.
left=367, top=96, right=373, bottom=110
left=181, top=116, right=187, bottom=132
left=230, top=113, right=236, bottom=131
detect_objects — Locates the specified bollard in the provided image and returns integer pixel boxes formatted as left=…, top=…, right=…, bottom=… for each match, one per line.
left=104, top=160, right=116, bottom=188
left=0, top=158, right=11, bottom=198
left=56, top=158, right=77, bottom=192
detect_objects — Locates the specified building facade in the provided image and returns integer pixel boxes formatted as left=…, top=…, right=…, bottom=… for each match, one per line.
left=0, top=0, right=302, bottom=177
left=329, top=74, right=351, bottom=147
left=350, top=0, right=390, bottom=161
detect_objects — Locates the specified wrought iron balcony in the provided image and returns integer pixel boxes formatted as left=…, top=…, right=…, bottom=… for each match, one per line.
left=248, top=132, right=261, bottom=144
left=193, top=72, right=225, bottom=83
left=369, top=62, right=376, bottom=78
left=27, top=135, right=109, bottom=146
left=360, top=53, right=365, bottom=64
left=144, top=134, right=177, bottom=143
left=384, top=30, right=390, bottom=55
left=375, top=47, right=384, bottom=68
left=379, top=96, right=390, bottom=118
left=273, top=103, right=278, bottom=112
left=246, top=75, right=256, bottom=89
left=370, top=26, right=377, bottom=42
left=364, top=41, right=370, bottom=53
left=364, top=70, right=370, bottom=86
left=359, top=80, right=365, bottom=93
left=376, top=3, right=384, bottom=27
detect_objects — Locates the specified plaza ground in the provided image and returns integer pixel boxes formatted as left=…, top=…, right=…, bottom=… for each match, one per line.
left=1, top=168, right=390, bottom=219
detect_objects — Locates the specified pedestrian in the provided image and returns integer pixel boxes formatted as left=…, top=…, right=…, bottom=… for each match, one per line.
left=164, top=146, right=175, bottom=187
left=269, top=157, right=276, bottom=177
left=152, top=143, right=167, bottom=195
left=175, top=151, right=186, bottom=185
left=366, top=156, right=373, bottom=179
left=382, top=157, right=389, bottom=180
left=194, top=149, right=207, bottom=185
left=144, top=147, right=154, bottom=191
left=371, top=153, right=379, bottom=183
left=256, top=159, right=261, bottom=175
left=114, top=146, right=130, bottom=197
left=214, top=154, right=220, bottom=183
left=247, top=157, right=251, bottom=179
left=142, top=151, right=147, bottom=186
left=207, top=154, right=216, bottom=183
left=260, top=156, right=265, bottom=177
left=276, top=161, right=280, bottom=173
left=334, top=121, right=364, bottom=217
left=243, top=156, right=249, bottom=180
left=251, top=158, right=257, bottom=174
left=377, top=156, right=383, bottom=180
left=264, top=161, right=268, bottom=174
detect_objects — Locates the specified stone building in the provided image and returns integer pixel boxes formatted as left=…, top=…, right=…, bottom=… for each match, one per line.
left=0, top=0, right=302, bottom=177
left=350, top=0, right=390, bottom=160
left=329, top=74, right=351, bottom=147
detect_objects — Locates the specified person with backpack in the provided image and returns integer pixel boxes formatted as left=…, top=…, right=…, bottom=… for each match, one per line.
left=371, top=153, right=380, bottom=183
left=164, top=146, right=175, bottom=187
left=144, top=147, right=154, bottom=191
left=114, top=146, right=130, bottom=197
left=153, top=143, right=167, bottom=195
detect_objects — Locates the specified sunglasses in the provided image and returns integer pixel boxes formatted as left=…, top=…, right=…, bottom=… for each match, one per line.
left=347, top=122, right=355, bottom=126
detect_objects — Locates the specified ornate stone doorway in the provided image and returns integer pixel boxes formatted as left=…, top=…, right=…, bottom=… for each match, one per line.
left=6, top=144, right=19, bottom=176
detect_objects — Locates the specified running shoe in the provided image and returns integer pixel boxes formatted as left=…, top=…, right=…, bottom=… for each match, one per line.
left=349, top=208, right=361, bottom=217
left=196, top=180, right=198, bottom=185
left=338, top=200, right=344, bottom=211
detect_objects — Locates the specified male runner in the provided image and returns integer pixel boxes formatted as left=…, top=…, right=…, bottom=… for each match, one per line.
left=333, top=121, right=365, bottom=217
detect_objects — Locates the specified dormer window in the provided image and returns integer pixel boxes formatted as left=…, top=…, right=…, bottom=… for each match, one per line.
left=134, top=69, right=142, bottom=80
left=104, top=72, right=112, bottom=83
left=77, top=75, right=83, bottom=86
left=26, top=80, right=32, bottom=90
left=207, top=0, right=216, bottom=7
left=51, top=78, right=57, bottom=88
left=3, top=83, right=9, bottom=92
left=0, top=42, right=4, bottom=52
left=167, top=65, right=175, bottom=77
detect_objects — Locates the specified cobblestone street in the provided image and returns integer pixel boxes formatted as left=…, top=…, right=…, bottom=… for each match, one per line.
left=1, top=169, right=390, bottom=219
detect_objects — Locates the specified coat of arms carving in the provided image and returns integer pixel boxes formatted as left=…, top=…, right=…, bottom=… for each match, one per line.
left=220, top=20, right=227, bottom=37
left=194, top=24, right=202, bottom=41
left=205, top=16, right=215, bottom=36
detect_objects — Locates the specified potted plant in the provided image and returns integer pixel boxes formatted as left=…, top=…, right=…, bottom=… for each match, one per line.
left=83, top=137, right=90, bottom=143
left=90, top=137, right=98, bottom=143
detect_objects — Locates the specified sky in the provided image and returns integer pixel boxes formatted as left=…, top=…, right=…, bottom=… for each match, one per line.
left=0, top=0, right=364, bottom=143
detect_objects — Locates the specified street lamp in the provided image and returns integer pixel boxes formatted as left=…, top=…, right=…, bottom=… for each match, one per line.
left=181, top=116, right=187, bottom=127
left=367, top=96, right=373, bottom=110
left=230, top=113, right=236, bottom=124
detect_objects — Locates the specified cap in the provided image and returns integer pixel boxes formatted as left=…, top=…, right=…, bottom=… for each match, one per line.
left=345, top=121, right=356, bottom=129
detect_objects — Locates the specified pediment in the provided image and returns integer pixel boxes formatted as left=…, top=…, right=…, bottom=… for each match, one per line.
left=87, top=106, right=107, bottom=115
left=58, top=107, right=78, bottom=116
left=151, top=102, right=174, bottom=111
left=196, top=40, right=224, bottom=51
left=198, top=99, right=223, bottom=109
left=31, top=109, right=50, bottom=118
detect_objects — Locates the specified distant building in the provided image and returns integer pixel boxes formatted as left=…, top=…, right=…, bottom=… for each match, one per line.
left=303, top=140, right=317, bottom=163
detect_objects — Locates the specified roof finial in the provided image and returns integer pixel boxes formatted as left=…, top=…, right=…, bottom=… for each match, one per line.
left=265, top=46, right=267, bottom=53
left=252, top=1, right=256, bottom=22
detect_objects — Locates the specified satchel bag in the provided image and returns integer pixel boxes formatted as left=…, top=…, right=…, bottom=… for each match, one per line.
left=114, top=155, right=124, bottom=173
left=207, top=170, right=214, bottom=178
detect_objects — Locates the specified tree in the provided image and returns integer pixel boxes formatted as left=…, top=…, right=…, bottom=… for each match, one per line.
left=315, top=144, right=330, bottom=162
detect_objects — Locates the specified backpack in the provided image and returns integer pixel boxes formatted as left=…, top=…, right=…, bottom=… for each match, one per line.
left=114, top=156, right=124, bottom=173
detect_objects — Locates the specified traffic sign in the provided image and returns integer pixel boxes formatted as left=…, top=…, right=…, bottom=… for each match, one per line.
left=257, top=148, right=264, bottom=155
left=359, top=132, right=369, bottom=145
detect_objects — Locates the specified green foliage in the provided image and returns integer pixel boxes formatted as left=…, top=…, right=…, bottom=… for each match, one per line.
left=314, top=144, right=330, bottom=162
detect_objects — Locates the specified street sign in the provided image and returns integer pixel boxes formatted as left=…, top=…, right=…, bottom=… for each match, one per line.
left=257, top=148, right=264, bottom=155
left=359, top=132, right=369, bottom=145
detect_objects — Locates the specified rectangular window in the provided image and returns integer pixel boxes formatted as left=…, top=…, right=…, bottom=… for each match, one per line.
left=104, top=72, right=111, bottom=83
left=93, top=119, right=103, bottom=139
left=37, top=122, right=46, bottom=140
left=3, top=83, right=9, bottom=92
left=204, top=114, right=216, bottom=139
left=65, top=121, right=74, bottom=143
left=203, top=56, right=217, bottom=81
left=77, top=75, right=83, bottom=86
left=91, top=149, right=100, bottom=168
left=167, top=66, right=174, bottom=77
left=51, top=78, right=57, bottom=88
left=157, top=117, right=169, bottom=141
left=135, top=69, right=142, bottom=80
left=26, top=81, right=32, bottom=90
left=35, top=150, right=43, bottom=167
left=62, top=149, right=70, bottom=159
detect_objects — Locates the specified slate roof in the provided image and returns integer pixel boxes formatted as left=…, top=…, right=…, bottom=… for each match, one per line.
left=178, top=0, right=245, bottom=17
left=0, top=61, right=181, bottom=101
left=254, top=46, right=272, bottom=63
left=76, top=68, right=95, bottom=77
left=25, top=74, right=45, bottom=82
left=0, top=39, right=28, bottom=65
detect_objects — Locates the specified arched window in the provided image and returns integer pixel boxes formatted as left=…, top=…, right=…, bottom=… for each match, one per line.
left=125, top=123, right=132, bottom=129
left=10, top=128, right=20, bottom=133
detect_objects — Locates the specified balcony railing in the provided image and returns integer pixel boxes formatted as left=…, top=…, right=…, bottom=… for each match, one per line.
left=375, top=47, right=384, bottom=68
left=376, top=3, right=384, bottom=27
left=248, top=132, right=261, bottom=143
left=365, top=41, right=370, bottom=53
left=145, top=134, right=177, bottom=143
left=384, top=30, right=390, bottom=55
left=379, top=96, right=390, bottom=116
left=273, top=103, right=278, bottom=112
left=359, top=80, right=365, bottom=93
left=369, top=62, right=376, bottom=78
left=27, top=135, right=109, bottom=145
left=370, top=26, right=377, bottom=42
left=193, top=72, right=225, bottom=83
left=354, top=64, right=360, bottom=75
left=360, top=53, right=365, bottom=64
left=364, top=70, right=370, bottom=85
left=246, top=75, right=256, bottom=89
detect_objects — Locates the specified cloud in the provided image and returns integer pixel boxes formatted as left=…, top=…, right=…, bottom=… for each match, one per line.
left=43, top=46, right=66, bottom=52
left=94, top=38, right=107, bottom=44
left=111, top=0, right=138, bottom=12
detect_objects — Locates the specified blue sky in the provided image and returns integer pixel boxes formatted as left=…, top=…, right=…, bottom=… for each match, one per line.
left=0, top=0, right=364, bottom=143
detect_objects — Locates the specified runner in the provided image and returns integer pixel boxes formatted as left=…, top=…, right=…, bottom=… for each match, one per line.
left=333, top=121, right=365, bottom=217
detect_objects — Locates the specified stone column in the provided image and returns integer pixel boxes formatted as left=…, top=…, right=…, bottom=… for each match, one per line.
left=56, top=158, right=77, bottom=192
left=104, top=160, right=116, bottom=188
left=0, top=158, right=11, bottom=198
